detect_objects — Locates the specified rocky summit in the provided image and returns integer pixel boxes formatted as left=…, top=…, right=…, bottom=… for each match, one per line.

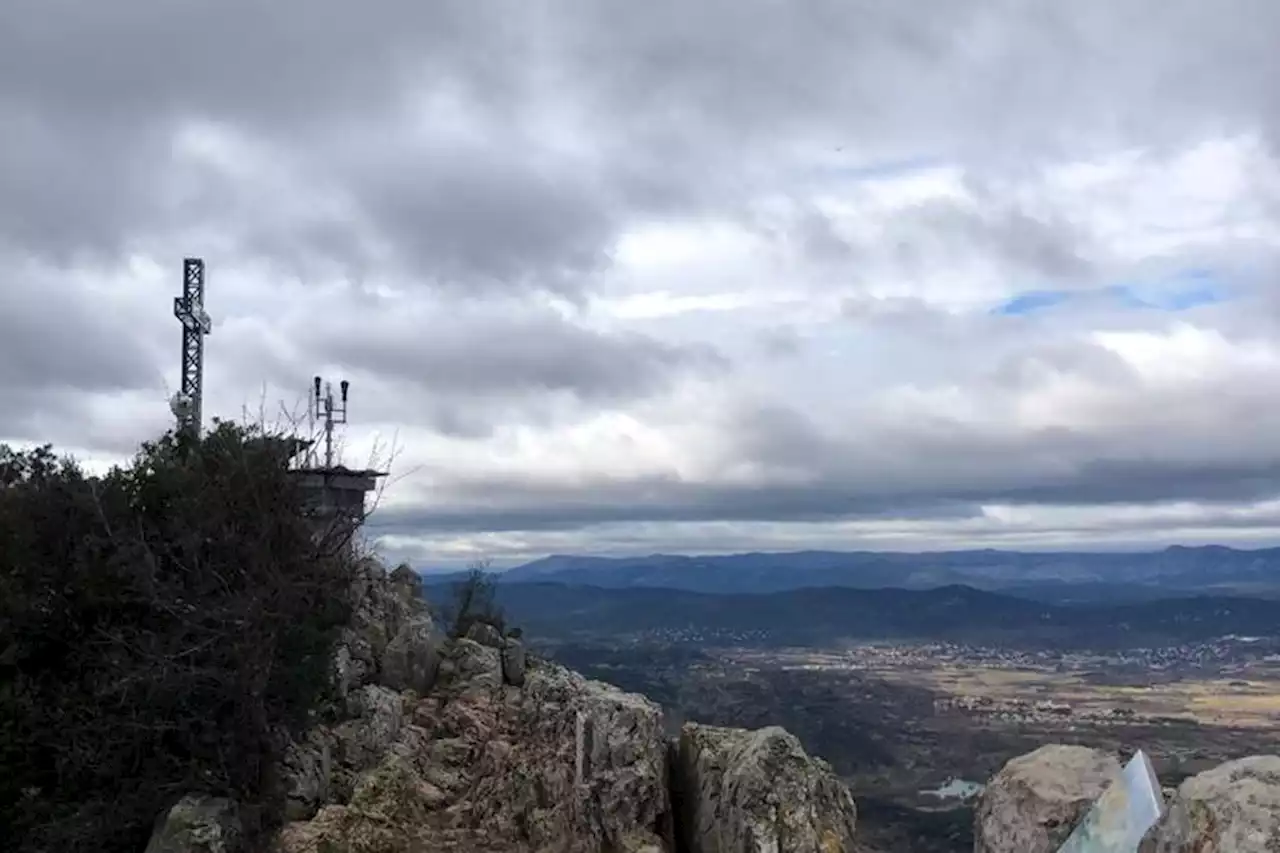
left=144, top=561, right=859, bottom=853
left=142, top=559, right=1280, bottom=853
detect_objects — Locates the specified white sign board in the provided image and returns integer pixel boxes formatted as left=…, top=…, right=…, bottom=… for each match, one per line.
left=1056, top=750, right=1164, bottom=853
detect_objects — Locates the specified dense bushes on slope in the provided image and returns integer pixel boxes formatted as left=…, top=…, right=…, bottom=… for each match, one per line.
left=0, top=423, right=358, bottom=853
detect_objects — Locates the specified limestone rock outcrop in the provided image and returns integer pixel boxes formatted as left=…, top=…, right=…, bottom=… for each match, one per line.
left=675, top=722, right=858, bottom=853
left=274, top=640, right=673, bottom=853
left=143, top=561, right=864, bottom=853
left=333, top=559, right=443, bottom=702
left=974, top=744, right=1122, bottom=853
left=1140, top=755, right=1280, bottom=852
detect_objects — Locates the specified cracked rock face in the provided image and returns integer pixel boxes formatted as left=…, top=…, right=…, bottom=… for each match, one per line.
left=974, top=745, right=1122, bottom=853
left=273, top=644, right=673, bottom=853
left=675, top=723, right=858, bottom=853
left=145, top=562, right=865, bottom=853
left=331, top=560, right=443, bottom=703
left=1140, top=755, right=1280, bottom=853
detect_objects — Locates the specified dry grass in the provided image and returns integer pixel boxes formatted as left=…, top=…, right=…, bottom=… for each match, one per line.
left=886, top=665, right=1280, bottom=728
left=761, top=645, right=1280, bottom=730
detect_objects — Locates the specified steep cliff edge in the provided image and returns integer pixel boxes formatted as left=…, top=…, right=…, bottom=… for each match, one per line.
left=145, top=562, right=859, bottom=853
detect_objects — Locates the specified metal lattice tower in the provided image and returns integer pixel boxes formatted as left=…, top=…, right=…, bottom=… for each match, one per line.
left=170, top=258, right=212, bottom=437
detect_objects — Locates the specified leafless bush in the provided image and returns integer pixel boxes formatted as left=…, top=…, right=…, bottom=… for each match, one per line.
left=441, top=558, right=507, bottom=639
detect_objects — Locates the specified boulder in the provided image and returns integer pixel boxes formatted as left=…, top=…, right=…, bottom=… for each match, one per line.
left=437, top=637, right=504, bottom=697
left=381, top=614, right=442, bottom=694
left=465, top=620, right=505, bottom=648
left=145, top=794, right=242, bottom=853
left=974, top=745, right=1121, bottom=853
left=675, top=722, right=858, bottom=853
left=1140, top=755, right=1280, bottom=852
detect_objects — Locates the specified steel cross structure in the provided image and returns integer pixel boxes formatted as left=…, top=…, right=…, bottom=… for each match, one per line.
left=171, top=257, right=212, bottom=437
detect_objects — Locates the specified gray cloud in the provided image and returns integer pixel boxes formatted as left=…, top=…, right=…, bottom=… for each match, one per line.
left=367, top=435, right=1280, bottom=537
left=364, top=359, right=1280, bottom=536
left=335, top=315, right=724, bottom=401
left=9, top=0, right=1273, bottom=279
left=890, top=199, right=1095, bottom=282
left=0, top=261, right=162, bottom=397
left=5, top=0, right=1280, bottom=559
left=337, top=146, right=619, bottom=294
left=208, top=298, right=728, bottom=437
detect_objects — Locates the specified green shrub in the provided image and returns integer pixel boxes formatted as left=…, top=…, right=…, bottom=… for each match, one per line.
left=0, top=421, right=357, bottom=853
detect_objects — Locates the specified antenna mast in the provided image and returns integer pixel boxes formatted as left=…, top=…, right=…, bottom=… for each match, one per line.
left=311, top=376, right=350, bottom=469
left=170, top=258, right=212, bottom=437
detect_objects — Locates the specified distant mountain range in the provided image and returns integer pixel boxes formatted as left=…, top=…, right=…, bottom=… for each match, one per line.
left=418, top=580, right=1280, bottom=650
left=423, top=546, right=1280, bottom=602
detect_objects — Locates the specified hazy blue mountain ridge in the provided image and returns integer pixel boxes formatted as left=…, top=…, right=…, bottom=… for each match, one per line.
left=420, top=546, right=1280, bottom=599
left=417, top=578, right=1280, bottom=650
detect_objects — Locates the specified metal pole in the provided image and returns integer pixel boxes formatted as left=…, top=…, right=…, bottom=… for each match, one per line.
left=324, top=382, right=335, bottom=469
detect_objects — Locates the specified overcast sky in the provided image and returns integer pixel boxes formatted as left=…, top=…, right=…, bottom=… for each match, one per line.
left=5, top=1, right=1280, bottom=567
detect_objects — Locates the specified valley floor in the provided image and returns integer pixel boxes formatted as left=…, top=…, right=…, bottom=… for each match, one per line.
left=546, top=635, right=1280, bottom=853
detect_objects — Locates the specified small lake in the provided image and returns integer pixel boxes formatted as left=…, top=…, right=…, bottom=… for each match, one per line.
left=920, top=778, right=984, bottom=801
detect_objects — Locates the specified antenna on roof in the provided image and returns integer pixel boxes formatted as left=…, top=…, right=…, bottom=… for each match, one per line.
left=294, top=374, right=384, bottom=553
left=311, top=375, right=350, bottom=469
left=170, top=258, right=212, bottom=438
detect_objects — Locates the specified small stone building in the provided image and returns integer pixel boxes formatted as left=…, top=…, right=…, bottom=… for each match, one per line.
left=292, top=465, right=386, bottom=551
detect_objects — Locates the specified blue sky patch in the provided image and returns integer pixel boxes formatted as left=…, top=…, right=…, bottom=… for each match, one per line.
left=993, top=289, right=1072, bottom=316
left=994, top=269, right=1229, bottom=317
left=1110, top=268, right=1228, bottom=311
